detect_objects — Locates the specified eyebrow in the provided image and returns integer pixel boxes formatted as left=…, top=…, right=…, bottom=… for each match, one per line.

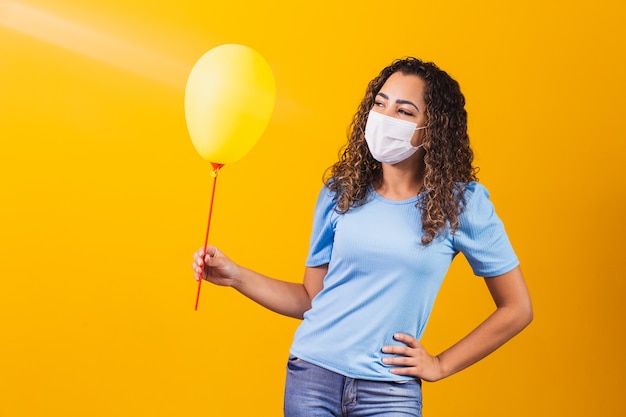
left=377, top=92, right=420, bottom=111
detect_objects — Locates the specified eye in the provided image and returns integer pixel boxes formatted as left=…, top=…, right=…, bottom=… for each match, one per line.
left=398, top=108, right=414, bottom=116
left=374, top=100, right=384, bottom=107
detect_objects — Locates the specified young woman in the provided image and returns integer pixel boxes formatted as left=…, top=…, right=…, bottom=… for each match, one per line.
left=192, top=57, right=533, bottom=417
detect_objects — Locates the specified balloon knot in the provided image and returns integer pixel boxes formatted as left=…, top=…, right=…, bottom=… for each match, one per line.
left=210, top=163, right=224, bottom=177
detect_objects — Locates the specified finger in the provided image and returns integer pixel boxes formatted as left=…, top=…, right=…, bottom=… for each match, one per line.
left=205, top=246, right=219, bottom=259
left=193, top=251, right=204, bottom=265
left=193, top=257, right=204, bottom=270
left=389, top=367, right=414, bottom=376
left=381, top=345, right=410, bottom=355
left=204, top=247, right=222, bottom=265
left=192, top=264, right=202, bottom=279
left=201, top=247, right=212, bottom=261
left=382, top=356, right=414, bottom=366
left=393, top=333, right=420, bottom=347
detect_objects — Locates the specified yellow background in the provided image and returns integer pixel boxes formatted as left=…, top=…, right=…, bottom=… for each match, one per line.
left=1, top=0, right=625, bottom=415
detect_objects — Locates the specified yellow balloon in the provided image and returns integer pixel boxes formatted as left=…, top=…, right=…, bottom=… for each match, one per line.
left=185, top=44, right=276, bottom=165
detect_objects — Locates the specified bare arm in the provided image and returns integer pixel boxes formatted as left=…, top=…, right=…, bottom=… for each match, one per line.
left=193, top=246, right=327, bottom=319
left=382, top=266, right=533, bottom=381
left=232, top=265, right=327, bottom=319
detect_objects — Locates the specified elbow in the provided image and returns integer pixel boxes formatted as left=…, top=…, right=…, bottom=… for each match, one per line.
left=500, top=298, right=533, bottom=334
left=499, top=302, right=533, bottom=340
left=517, top=299, right=534, bottom=331
left=525, top=303, right=534, bottom=327
left=523, top=289, right=534, bottom=326
left=520, top=310, right=533, bottom=333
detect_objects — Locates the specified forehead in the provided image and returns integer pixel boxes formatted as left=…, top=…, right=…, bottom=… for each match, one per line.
left=379, top=72, right=426, bottom=103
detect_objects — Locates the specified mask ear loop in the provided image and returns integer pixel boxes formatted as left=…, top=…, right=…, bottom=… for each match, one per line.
left=413, top=124, right=429, bottom=150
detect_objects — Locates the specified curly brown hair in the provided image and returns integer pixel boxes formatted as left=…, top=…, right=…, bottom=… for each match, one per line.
left=325, top=57, right=478, bottom=245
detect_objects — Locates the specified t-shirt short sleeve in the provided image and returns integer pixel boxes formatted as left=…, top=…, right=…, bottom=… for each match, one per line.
left=453, top=182, right=519, bottom=277
left=306, top=186, right=337, bottom=267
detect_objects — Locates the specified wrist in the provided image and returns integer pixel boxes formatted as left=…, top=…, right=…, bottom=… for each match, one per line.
left=230, top=265, right=247, bottom=289
left=433, top=354, right=451, bottom=381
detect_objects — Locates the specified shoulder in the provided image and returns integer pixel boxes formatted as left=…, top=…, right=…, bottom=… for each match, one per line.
left=457, top=181, right=500, bottom=226
left=461, top=181, right=489, bottom=201
left=311, top=184, right=339, bottom=219
left=453, top=182, right=519, bottom=276
left=317, top=183, right=338, bottom=205
left=459, top=181, right=493, bottom=212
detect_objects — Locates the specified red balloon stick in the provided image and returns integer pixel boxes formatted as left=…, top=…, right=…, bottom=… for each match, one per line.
left=195, top=162, right=224, bottom=310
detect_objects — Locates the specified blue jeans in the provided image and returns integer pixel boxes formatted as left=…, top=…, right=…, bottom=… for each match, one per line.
left=284, top=355, right=422, bottom=417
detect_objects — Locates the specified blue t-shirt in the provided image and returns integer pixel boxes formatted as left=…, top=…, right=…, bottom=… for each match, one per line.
left=289, top=181, right=519, bottom=381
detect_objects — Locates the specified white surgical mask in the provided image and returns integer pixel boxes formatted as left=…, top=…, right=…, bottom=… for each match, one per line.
left=364, top=110, right=427, bottom=164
